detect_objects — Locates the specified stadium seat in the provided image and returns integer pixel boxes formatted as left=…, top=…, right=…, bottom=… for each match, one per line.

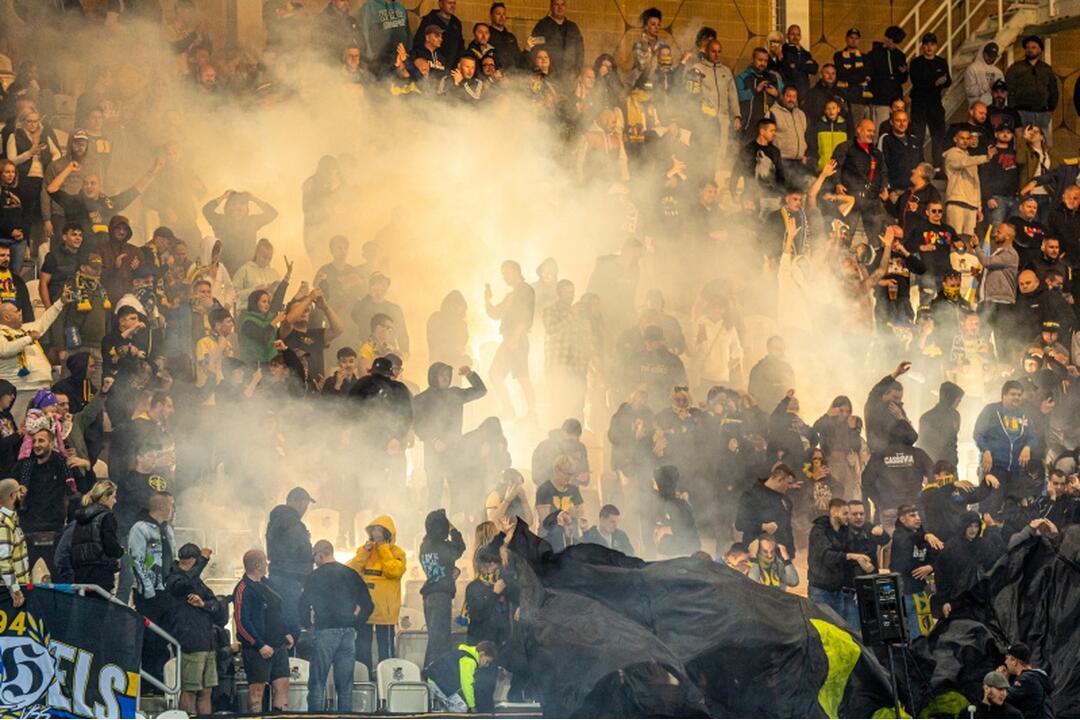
left=376, top=658, right=428, bottom=712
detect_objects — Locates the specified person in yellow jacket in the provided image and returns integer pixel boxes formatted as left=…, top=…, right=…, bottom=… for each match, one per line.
left=347, top=515, right=406, bottom=671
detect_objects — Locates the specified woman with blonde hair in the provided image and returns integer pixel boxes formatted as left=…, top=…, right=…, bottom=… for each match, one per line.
left=71, top=480, right=124, bottom=592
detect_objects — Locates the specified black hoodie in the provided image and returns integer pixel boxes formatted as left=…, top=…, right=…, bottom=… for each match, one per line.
left=412, top=363, right=487, bottom=467
left=932, top=512, right=1003, bottom=611
left=265, top=504, right=312, bottom=581
left=866, top=41, right=908, bottom=106
left=0, top=380, right=18, bottom=475
left=917, top=382, right=965, bottom=466
left=418, top=509, right=466, bottom=597
left=865, top=374, right=919, bottom=455
left=164, top=555, right=227, bottom=652
left=53, top=352, right=105, bottom=463
left=1007, top=667, right=1055, bottom=719
left=862, top=442, right=933, bottom=513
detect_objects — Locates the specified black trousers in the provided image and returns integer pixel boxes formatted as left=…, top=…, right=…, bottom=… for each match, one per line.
left=422, top=592, right=453, bottom=668
left=355, top=623, right=395, bottom=674
left=134, top=593, right=172, bottom=683
left=910, top=99, right=946, bottom=168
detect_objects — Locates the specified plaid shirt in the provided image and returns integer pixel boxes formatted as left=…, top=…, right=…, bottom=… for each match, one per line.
left=0, top=506, right=30, bottom=593
left=542, top=303, right=592, bottom=371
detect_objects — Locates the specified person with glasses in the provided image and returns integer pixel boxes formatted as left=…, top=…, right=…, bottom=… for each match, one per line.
left=903, top=200, right=957, bottom=304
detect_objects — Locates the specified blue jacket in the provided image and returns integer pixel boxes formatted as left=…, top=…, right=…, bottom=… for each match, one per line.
left=735, top=66, right=783, bottom=129
left=233, top=575, right=286, bottom=650
left=974, top=402, right=1032, bottom=470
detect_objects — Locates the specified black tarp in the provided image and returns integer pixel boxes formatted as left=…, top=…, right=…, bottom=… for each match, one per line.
left=912, top=525, right=1080, bottom=717
left=504, top=526, right=899, bottom=718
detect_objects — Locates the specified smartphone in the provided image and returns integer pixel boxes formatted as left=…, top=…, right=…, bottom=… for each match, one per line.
left=530, top=35, right=546, bottom=45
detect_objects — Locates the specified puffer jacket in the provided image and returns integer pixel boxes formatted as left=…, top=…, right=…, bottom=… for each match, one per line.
left=347, top=515, right=407, bottom=625
left=807, top=114, right=848, bottom=172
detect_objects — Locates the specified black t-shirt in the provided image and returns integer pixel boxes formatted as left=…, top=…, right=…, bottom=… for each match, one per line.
left=535, top=480, right=583, bottom=515
left=283, top=327, right=328, bottom=378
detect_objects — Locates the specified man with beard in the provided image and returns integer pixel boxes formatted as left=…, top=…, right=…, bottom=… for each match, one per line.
left=846, top=499, right=889, bottom=575
left=808, top=499, right=872, bottom=627
left=1005, top=197, right=1046, bottom=266
left=413, top=363, right=486, bottom=509
left=0, top=245, right=33, bottom=323
left=15, top=427, right=86, bottom=576
left=832, top=118, right=888, bottom=246
left=47, top=158, right=164, bottom=249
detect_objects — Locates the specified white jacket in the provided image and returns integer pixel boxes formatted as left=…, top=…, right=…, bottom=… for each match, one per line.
left=0, top=300, right=64, bottom=390
left=944, top=147, right=990, bottom=208
left=964, top=58, right=1003, bottom=106
left=694, top=319, right=743, bottom=383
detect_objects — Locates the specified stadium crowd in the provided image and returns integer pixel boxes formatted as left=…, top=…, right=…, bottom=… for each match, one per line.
left=0, top=0, right=1077, bottom=716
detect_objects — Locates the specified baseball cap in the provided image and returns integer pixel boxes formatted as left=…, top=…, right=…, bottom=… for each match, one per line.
left=995, top=117, right=1015, bottom=131
left=1006, top=642, right=1032, bottom=664
left=72, top=130, right=90, bottom=141
left=287, top=486, right=316, bottom=504
left=1042, top=320, right=1061, bottom=332
left=984, top=42, right=1000, bottom=57
left=153, top=226, right=178, bottom=242
left=424, top=24, right=445, bottom=35
left=846, top=27, right=861, bottom=37
left=371, top=356, right=394, bottom=375
left=991, top=79, right=1008, bottom=91
left=983, top=671, right=1010, bottom=689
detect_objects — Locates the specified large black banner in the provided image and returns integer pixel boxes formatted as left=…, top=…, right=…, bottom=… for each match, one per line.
left=0, top=587, right=143, bottom=718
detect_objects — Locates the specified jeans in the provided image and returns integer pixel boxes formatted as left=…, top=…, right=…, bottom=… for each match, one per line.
left=423, top=593, right=453, bottom=668
left=986, top=195, right=1017, bottom=228
left=1019, top=110, right=1052, bottom=145
left=308, top=627, right=357, bottom=712
left=809, top=586, right=860, bottom=629
left=355, top=623, right=395, bottom=674
left=903, top=594, right=922, bottom=639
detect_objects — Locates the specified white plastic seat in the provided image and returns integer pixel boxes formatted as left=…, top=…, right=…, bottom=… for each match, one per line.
left=376, top=658, right=429, bottom=712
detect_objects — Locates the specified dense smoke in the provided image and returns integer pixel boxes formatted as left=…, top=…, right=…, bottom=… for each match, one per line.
left=1, top=5, right=913, bottom=577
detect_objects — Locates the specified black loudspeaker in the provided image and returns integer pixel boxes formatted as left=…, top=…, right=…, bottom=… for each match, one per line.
left=855, top=572, right=907, bottom=646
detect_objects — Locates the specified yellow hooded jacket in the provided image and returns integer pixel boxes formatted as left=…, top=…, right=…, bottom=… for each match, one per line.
left=347, top=515, right=407, bottom=625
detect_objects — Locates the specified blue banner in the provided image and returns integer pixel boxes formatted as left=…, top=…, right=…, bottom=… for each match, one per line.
left=0, top=587, right=142, bottom=718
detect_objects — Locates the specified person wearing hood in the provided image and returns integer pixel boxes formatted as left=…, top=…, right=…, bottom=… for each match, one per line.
left=46, top=157, right=163, bottom=249
left=0, top=380, right=19, bottom=475
left=419, top=509, right=466, bottom=667
left=918, top=381, right=965, bottom=465
left=746, top=532, right=798, bottom=589
left=233, top=238, right=286, bottom=308
left=127, top=491, right=176, bottom=682
left=862, top=438, right=934, bottom=526
left=966, top=43, right=1004, bottom=106
left=933, top=511, right=1004, bottom=618
left=924, top=270, right=973, bottom=356
left=1000, top=642, right=1055, bottom=719
left=347, top=514, right=407, bottom=671
left=96, top=215, right=139, bottom=301
left=531, top=417, right=590, bottom=489
left=651, top=464, right=700, bottom=558
left=71, top=479, right=123, bottom=592
left=866, top=26, right=908, bottom=128
left=808, top=499, right=872, bottom=627
left=414, top=363, right=486, bottom=511
left=265, top=486, right=314, bottom=642
left=766, top=391, right=818, bottom=469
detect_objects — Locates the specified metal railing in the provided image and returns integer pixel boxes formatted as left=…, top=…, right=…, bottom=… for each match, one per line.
left=31, top=583, right=183, bottom=712
left=898, top=0, right=1005, bottom=69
